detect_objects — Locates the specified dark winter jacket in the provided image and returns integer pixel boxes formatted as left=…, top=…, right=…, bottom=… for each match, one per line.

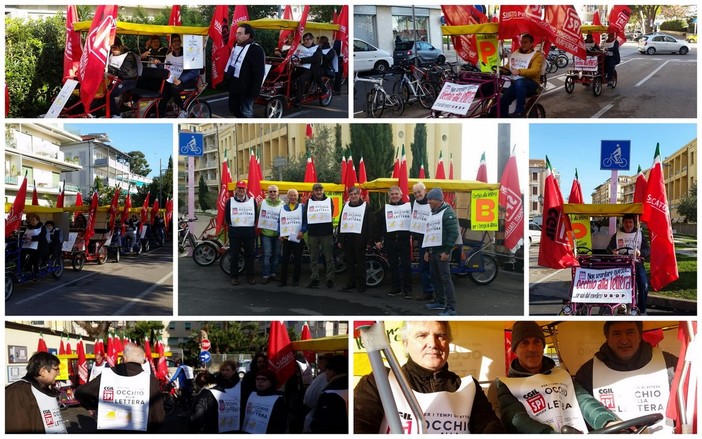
left=426, top=202, right=459, bottom=255
left=25, top=221, right=50, bottom=258
left=354, top=356, right=504, bottom=434
left=188, top=385, right=226, bottom=433
left=303, top=194, right=334, bottom=237
left=376, top=201, right=411, bottom=243
left=5, top=374, right=61, bottom=433
left=224, top=195, right=258, bottom=239
left=310, top=373, right=348, bottom=433
left=226, top=42, right=266, bottom=99
left=337, top=200, right=373, bottom=246
left=246, top=388, right=288, bottom=434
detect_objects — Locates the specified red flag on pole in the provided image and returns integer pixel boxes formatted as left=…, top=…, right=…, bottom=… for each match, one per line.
left=538, top=157, right=579, bottom=269
left=476, top=152, right=488, bottom=183
left=165, top=198, right=173, bottom=234
left=121, top=192, right=131, bottom=235
left=358, top=156, right=369, bottom=202
left=65, top=341, right=73, bottom=355
left=641, top=144, right=679, bottom=291
left=168, top=5, right=182, bottom=26
left=300, top=322, right=315, bottom=365
left=108, top=188, right=120, bottom=231
left=5, top=174, right=28, bottom=238
left=143, top=336, right=155, bottom=374
left=441, top=5, right=487, bottom=65
left=568, top=170, right=584, bottom=204
left=592, top=9, right=602, bottom=47
left=334, top=5, right=349, bottom=78
left=303, top=151, right=317, bottom=183
left=113, top=333, right=123, bottom=357
left=77, top=5, right=118, bottom=113
left=247, top=151, right=263, bottom=203
left=141, top=193, right=150, bottom=225
left=418, top=163, right=426, bottom=179
left=499, top=152, right=525, bottom=252
left=157, top=339, right=168, bottom=380
left=209, top=5, right=230, bottom=88
left=59, top=338, right=66, bottom=355
left=445, top=153, right=456, bottom=207
left=37, top=335, right=48, bottom=353
left=435, top=151, right=446, bottom=180
left=105, top=334, right=116, bottom=368
left=399, top=145, right=410, bottom=203
left=94, top=339, right=105, bottom=358
left=32, top=181, right=39, bottom=206
left=77, top=339, right=88, bottom=385
left=278, top=5, right=294, bottom=49
left=345, top=154, right=357, bottom=201
left=275, top=5, right=310, bottom=74
left=305, top=123, right=313, bottom=139
left=267, top=321, right=297, bottom=389
left=57, top=182, right=65, bottom=208
left=607, top=5, right=632, bottom=46
left=666, top=322, right=697, bottom=434
left=391, top=148, right=400, bottom=179
left=216, top=161, right=233, bottom=234
left=544, top=5, right=587, bottom=59
left=64, top=5, right=82, bottom=81
left=84, top=191, right=99, bottom=244
left=633, top=166, right=648, bottom=204
left=151, top=198, right=160, bottom=225
left=340, top=155, right=347, bottom=185
left=229, top=6, right=250, bottom=49
left=73, top=191, right=83, bottom=222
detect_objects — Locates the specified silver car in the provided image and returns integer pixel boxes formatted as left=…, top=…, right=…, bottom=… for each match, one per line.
left=638, top=33, right=690, bottom=55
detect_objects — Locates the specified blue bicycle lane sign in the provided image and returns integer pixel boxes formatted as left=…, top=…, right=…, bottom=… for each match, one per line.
left=600, top=140, right=631, bottom=171
left=179, top=132, right=204, bottom=157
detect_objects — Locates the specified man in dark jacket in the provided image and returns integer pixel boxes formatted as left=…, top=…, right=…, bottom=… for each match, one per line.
left=292, top=32, right=323, bottom=107
left=6, top=352, right=66, bottom=433
left=574, top=321, right=678, bottom=433
left=411, top=182, right=434, bottom=300
left=311, top=354, right=348, bottom=433
left=602, top=32, right=620, bottom=87
left=303, top=183, right=335, bottom=288
left=338, top=186, right=372, bottom=293
left=375, top=185, right=412, bottom=298
left=423, top=188, right=459, bottom=315
left=75, top=343, right=165, bottom=432
left=225, top=23, right=266, bottom=118
left=489, top=322, right=618, bottom=434
left=224, top=180, right=258, bottom=285
left=354, top=321, right=504, bottom=434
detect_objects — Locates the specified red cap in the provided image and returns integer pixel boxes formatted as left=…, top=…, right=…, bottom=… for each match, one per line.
left=235, top=180, right=247, bottom=189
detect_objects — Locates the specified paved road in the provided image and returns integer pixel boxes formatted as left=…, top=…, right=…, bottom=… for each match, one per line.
left=6, top=243, right=173, bottom=316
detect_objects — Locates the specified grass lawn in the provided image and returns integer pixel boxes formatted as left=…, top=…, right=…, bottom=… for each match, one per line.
left=645, top=254, right=697, bottom=301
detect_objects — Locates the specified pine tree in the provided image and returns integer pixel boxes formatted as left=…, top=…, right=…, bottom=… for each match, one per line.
left=410, top=124, right=430, bottom=178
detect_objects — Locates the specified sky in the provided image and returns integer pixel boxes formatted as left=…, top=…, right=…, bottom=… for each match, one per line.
left=460, top=121, right=528, bottom=183
left=529, top=123, right=697, bottom=199
left=64, top=123, right=174, bottom=178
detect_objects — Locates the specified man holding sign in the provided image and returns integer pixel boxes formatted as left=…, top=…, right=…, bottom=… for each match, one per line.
left=375, top=186, right=413, bottom=299
left=499, top=34, right=543, bottom=118
left=156, top=34, right=199, bottom=118
left=606, top=214, right=650, bottom=314
left=278, top=189, right=307, bottom=287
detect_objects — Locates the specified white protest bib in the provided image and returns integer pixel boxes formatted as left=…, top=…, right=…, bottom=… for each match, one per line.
left=593, top=349, right=672, bottom=434
left=339, top=202, right=366, bottom=235
left=509, top=50, right=537, bottom=70
left=615, top=230, right=642, bottom=254
left=500, top=368, right=587, bottom=433
left=242, top=393, right=281, bottom=434
left=322, top=47, right=339, bottom=72
left=29, top=382, right=67, bottom=433
left=307, top=198, right=332, bottom=225
left=96, top=368, right=150, bottom=431
left=109, top=52, right=128, bottom=70
left=258, top=201, right=282, bottom=232
left=379, top=371, right=476, bottom=434
left=385, top=203, right=412, bottom=232
left=164, top=52, right=184, bottom=83
left=229, top=197, right=255, bottom=228
left=294, top=44, right=319, bottom=69
left=410, top=202, right=432, bottom=234
left=232, top=44, right=249, bottom=78
left=89, top=362, right=108, bottom=381
left=61, top=232, right=78, bottom=252
left=22, top=227, right=41, bottom=250
left=423, top=209, right=445, bottom=248
left=279, top=206, right=303, bottom=239
left=210, top=383, right=242, bottom=433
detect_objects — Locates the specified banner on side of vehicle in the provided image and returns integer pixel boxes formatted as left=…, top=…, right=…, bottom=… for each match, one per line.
left=45, top=80, right=79, bottom=118
left=476, top=34, right=499, bottom=72
left=432, top=83, right=479, bottom=116
left=471, top=189, right=499, bottom=231
left=573, top=56, right=598, bottom=72
left=61, top=232, right=79, bottom=252
left=571, top=267, right=633, bottom=303
left=569, top=215, right=592, bottom=250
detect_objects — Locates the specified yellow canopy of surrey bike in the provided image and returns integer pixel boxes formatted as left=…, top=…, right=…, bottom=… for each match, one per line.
left=241, top=18, right=340, bottom=32
left=290, top=334, right=348, bottom=352
left=441, top=23, right=500, bottom=36
left=360, top=178, right=500, bottom=192
left=5, top=204, right=166, bottom=214
left=580, top=25, right=611, bottom=34
left=563, top=203, right=643, bottom=216
left=227, top=180, right=346, bottom=192
left=73, top=21, right=209, bottom=36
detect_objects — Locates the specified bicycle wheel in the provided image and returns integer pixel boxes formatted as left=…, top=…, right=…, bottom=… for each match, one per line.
left=368, top=89, right=385, bottom=118
left=546, top=61, right=557, bottom=74
left=387, top=93, right=405, bottom=116
left=392, top=80, right=410, bottom=104
left=556, top=54, right=569, bottom=69
left=418, top=83, right=437, bottom=109
left=187, top=101, right=212, bottom=118
left=163, top=394, right=176, bottom=416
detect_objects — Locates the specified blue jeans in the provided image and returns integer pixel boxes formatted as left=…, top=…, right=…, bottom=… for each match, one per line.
left=240, top=97, right=254, bottom=118
left=261, top=235, right=280, bottom=278
left=500, top=77, right=538, bottom=115
left=430, top=252, right=456, bottom=311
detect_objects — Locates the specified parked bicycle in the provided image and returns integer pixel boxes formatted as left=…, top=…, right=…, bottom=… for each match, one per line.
left=545, top=49, right=569, bottom=74
left=392, top=60, right=437, bottom=109
left=178, top=216, right=197, bottom=257
left=354, top=72, right=404, bottom=118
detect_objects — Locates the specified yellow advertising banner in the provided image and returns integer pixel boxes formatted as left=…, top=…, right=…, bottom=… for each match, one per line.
left=470, top=189, right=499, bottom=231
left=570, top=214, right=593, bottom=250
left=476, top=34, right=499, bottom=72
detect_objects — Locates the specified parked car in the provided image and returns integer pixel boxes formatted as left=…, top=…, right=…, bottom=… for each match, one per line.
left=393, top=40, right=445, bottom=66
left=638, top=33, right=690, bottom=55
left=353, top=38, right=393, bottom=73
left=528, top=222, right=542, bottom=245
left=237, top=359, right=251, bottom=379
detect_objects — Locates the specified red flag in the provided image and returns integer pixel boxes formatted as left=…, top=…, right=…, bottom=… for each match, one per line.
left=209, top=5, right=231, bottom=88
left=592, top=9, right=602, bottom=46
left=345, top=154, right=357, bottom=200
left=476, top=152, right=488, bottom=183
left=108, top=188, right=120, bottom=231
left=358, top=156, right=369, bottom=201
left=666, top=322, right=697, bottom=434
left=168, top=5, right=182, bottom=26
left=247, top=151, right=263, bottom=203
left=418, top=163, right=426, bottom=179
left=141, top=193, right=150, bottom=225
left=275, top=5, right=310, bottom=73
left=151, top=198, right=160, bottom=225
left=32, top=181, right=39, bottom=206
left=157, top=339, right=168, bottom=380
left=441, top=5, right=487, bottom=65
left=73, top=190, right=83, bottom=222
left=37, top=336, right=48, bottom=353
left=500, top=153, right=525, bottom=252
left=499, top=5, right=554, bottom=42
left=303, top=151, right=317, bottom=183
left=121, top=192, right=131, bottom=235
left=59, top=339, right=66, bottom=355
left=57, top=182, right=65, bottom=208
left=229, top=6, right=250, bottom=49
left=334, top=5, right=349, bottom=78
left=143, top=336, right=155, bottom=374
left=84, top=191, right=99, bottom=244
left=267, top=321, right=296, bottom=388
left=634, top=166, right=648, bottom=204
left=340, top=155, right=347, bottom=185
left=305, top=123, right=313, bottom=139
left=435, top=151, right=446, bottom=180
left=608, top=5, right=631, bottom=46
left=300, top=323, right=315, bottom=365
left=77, top=5, right=118, bottom=113
left=399, top=145, right=410, bottom=203
left=94, top=339, right=105, bottom=358
left=544, top=5, right=587, bottom=59
left=216, top=161, right=233, bottom=234
left=105, top=334, right=116, bottom=368
left=641, top=144, right=679, bottom=291
left=445, top=153, right=456, bottom=206
left=65, top=341, right=72, bottom=355
left=77, top=339, right=88, bottom=385
left=5, top=175, right=28, bottom=238
left=538, top=157, right=578, bottom=269
left=391, top=152, right=400, bottom=179
left=165, top=198, right=173, bottom=234
left=568, top=170, right=584, bottom=204
left=278, top=5, right=294, bottom=49
left=64, top=5, right=82, bottom=81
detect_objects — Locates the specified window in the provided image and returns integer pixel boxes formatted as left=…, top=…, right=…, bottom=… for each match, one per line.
left=168, top=322, right=176, bottom=330
left=185, top=322, right=191, bottom=330
left=531, top=172, right=538, bottom=181
left=532, top=186, right=538, bottom=195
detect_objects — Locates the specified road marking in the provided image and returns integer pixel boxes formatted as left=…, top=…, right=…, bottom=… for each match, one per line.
left=14, top=272, right=99, bottom=305
left=113, top=272, right=173, bottom=315
left=592, top=104, right=615, bottom=118
left=207, top=96, right=228, bottom=103
left=635, top=60, right=672, bottom=87
left=529, top=268, right=566, bottom=288
left=289, top=308, right=323, bottom=315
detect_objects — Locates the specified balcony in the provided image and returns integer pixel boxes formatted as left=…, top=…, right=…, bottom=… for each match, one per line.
left=93, top=157, right=130, bottom=173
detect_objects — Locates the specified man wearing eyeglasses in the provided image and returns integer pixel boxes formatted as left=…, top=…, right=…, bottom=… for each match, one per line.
left=6, top=352, right=67, bottom=433
left=292, top=32, right=323, bottom=107
left=258, top=185, right=283, bottom=284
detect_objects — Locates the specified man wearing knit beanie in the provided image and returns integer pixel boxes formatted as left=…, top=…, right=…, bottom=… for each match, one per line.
left=487, top=322, right=618, bottom=434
